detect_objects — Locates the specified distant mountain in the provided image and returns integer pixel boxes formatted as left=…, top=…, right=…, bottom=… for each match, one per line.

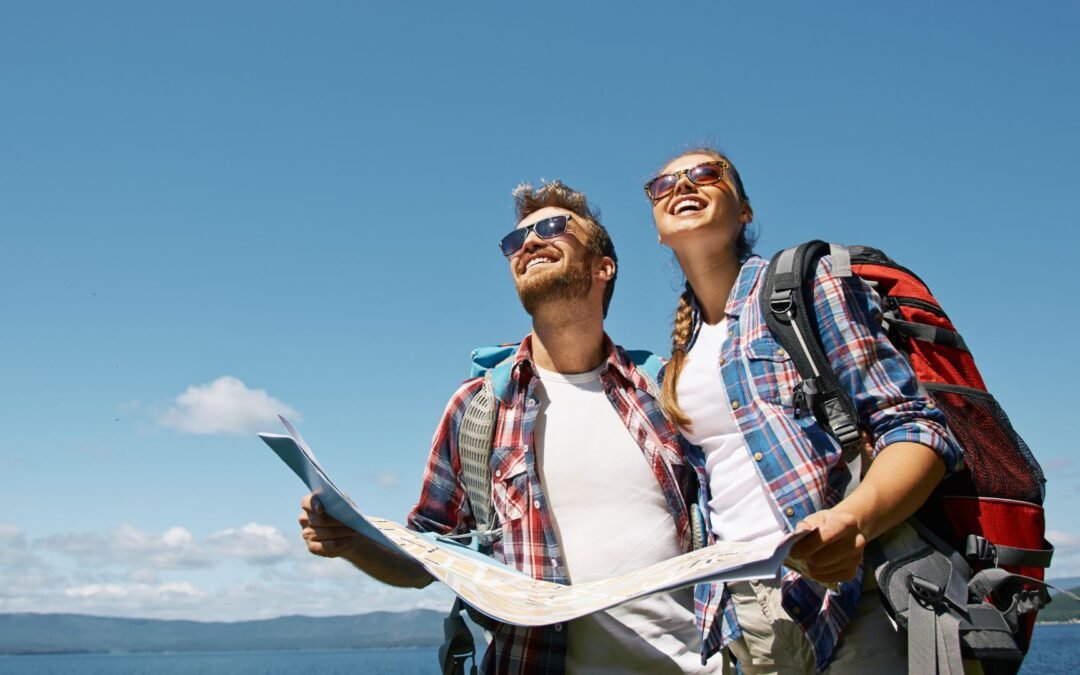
left=0, top=611, right=466, bottom=655
left=1048, top=577, right=1080, bottom=593
left=1039, top=586, right=1080, bottom=623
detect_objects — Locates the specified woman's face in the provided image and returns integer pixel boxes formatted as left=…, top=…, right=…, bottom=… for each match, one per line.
left=650, top=152, right=749, bottom=252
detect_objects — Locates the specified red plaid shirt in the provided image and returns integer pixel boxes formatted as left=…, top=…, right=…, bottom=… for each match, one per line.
left=407, top=335, right=703, bottom=674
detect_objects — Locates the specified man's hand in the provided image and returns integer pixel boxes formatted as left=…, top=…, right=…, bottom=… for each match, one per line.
left=297, top=493, right=434, bottom=588
left=299, top=493, right=362, bottom=559
left=788, top=509, right=866, bottom=584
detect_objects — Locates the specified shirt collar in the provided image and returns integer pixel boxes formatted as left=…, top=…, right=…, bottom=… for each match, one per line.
left=685, top=256, right=766, bottom=351
left=501, top=333, right=639, bottom=405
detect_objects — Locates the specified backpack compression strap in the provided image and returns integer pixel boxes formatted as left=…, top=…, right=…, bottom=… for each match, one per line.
left=760, top=241, right=862, bottom=461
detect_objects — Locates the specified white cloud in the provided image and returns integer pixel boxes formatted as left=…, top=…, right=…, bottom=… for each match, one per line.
left=159, top=376, right=301, bottom=435
left=1048, top=530, right=1080, bottom=577
left=111, top=525, right=212, bottom=569
left=1048, top=530, right=1080, bottom=547
left=35, top=532, right=114, bottom=567
left=0, top=521, right=455, bottom=621
left=206, top=523, right=291, bottom=564
left=0, top=523, right=25, bottom=547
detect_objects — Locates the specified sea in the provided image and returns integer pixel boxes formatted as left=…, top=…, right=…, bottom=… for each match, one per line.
left=0, top=623, right=1076, bottom=674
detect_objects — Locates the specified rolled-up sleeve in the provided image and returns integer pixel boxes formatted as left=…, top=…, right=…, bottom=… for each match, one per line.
left=809, top=256, right=963, bottom=475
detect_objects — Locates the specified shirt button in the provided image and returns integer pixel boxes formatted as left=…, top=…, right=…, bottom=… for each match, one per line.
left=785, top=507, right=795, bottom=517
left=753, top=452, right=763, bottom=462
left=718, top=356, right=727, bottom=366
left=533, top=500, right=541, bottom=509
left=551, top=559, right=559, bottom=567
left=792, top=606, right=801, bottom=615
left=728, top=329, right=734, bottom=337
left=495, top=469, right=502, bottom=478
left=776, top=348, right=786, bottom=357
left=731, top=400, right=740, bottom=410
left=554, top=623, right=563, bottom=632
left=926, top=400, right=937, bottom=409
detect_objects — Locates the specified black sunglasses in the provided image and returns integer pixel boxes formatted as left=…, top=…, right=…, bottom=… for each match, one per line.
left=643, top=160, right=729, bottom=203
left=499, top=215, right=572, bottom=257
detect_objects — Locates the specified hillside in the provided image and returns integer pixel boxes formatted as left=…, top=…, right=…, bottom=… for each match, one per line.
left=0, top=611, right=455, bottom=655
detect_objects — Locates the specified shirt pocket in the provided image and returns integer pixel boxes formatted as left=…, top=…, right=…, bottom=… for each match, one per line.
left=490, top=446, right=530, bottom=523
left=744, top=334, right=801, bottom=408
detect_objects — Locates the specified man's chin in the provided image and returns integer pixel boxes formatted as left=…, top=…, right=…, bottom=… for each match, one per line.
left=516, top=272, right=592, bottom=317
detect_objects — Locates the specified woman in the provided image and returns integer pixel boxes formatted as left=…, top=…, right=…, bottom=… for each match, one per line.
left=646, top=148, right=963, bottom=673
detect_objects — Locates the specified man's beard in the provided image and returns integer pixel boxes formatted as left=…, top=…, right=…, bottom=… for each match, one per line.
left=516, top=258, right=594, bottom=317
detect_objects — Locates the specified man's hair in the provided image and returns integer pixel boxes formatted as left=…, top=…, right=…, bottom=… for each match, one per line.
left=511, top=179, right=618, bottom=317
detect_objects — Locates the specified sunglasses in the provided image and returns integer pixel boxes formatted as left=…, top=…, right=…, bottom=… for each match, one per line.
left=499, top=215, right=572, bottom=257
left=643, top=160, right=730, bottom=203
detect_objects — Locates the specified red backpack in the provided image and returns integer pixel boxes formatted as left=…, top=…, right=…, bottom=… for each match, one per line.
left=760, top=240, right=1057, bottom=675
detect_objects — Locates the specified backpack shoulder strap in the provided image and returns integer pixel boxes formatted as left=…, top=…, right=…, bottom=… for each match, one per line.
left=760, top=240, right=862, bottom=461
left=458, top=343, right=520, bottom=550
left=624, top=348, right=664, bottom=401
left=457, top=374, right=499, bottom=549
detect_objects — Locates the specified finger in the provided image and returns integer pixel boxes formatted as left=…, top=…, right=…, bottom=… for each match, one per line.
left=790, top=529, right=825, bottom=559
left=309, top=524, right=357, bottom=540
left=300, top=494, right=326, bottom=514
left=804, top=535, right=866, bottom=568
left=802, top=559, right=861, bottom=584
left=304, top=511, right=346, bottom=528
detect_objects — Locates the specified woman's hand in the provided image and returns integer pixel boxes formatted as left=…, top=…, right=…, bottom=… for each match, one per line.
left=788, top=509, right=866, bottom=584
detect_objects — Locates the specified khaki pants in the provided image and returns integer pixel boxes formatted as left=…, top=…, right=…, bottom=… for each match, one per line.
left=722, top=574, right=984, bottom=675
left=723, top=574, right=906, bottom=675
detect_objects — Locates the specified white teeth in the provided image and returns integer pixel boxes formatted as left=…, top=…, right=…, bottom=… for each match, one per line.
left=526, top=257, right=554, bottom=270
left=674, top=198, right=705, bottom=215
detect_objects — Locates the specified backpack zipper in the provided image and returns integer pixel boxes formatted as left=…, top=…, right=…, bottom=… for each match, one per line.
left=892, top=296, right=950, bottom=320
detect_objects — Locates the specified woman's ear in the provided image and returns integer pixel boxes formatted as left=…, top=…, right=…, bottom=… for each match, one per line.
left=741, top=203, right=754, bottom=224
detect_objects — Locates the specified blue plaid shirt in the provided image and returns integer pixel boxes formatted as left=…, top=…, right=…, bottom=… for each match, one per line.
left=676, top=255, right=962, bottom=671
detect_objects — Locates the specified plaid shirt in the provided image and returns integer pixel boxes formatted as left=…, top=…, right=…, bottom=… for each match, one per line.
left=682, top=255, right=962, bottom=671
left=407, top=335, right=704, bottom=675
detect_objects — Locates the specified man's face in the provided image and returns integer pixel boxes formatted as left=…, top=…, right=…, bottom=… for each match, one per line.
left=507, top=206, right=597, bottom=316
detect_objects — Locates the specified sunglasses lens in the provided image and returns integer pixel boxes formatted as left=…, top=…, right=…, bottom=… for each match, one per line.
left=647, top=175, right=678, bottom=201
left=500, top=229, right=528, bottom=256
left=535, top=215, right=568, bottom=239
left=500, top=216, right=569, bottom=256
left=689, top=164, right=724, bottom=185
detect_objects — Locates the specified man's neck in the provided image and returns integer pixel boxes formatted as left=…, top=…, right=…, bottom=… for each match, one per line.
left=528, top=307, right=606, bottom=375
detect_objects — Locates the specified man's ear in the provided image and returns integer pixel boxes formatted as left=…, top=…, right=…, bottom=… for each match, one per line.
left=595, top=256, right=616, bottom=282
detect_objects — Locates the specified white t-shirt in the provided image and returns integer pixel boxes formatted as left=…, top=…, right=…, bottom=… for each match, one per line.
left=532, top=364, right=707, bottom=674
left=676, top=318, right=787, bottom=544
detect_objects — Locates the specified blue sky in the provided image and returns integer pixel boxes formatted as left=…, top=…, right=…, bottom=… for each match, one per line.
left=2, top=1, right=1078, bottom=620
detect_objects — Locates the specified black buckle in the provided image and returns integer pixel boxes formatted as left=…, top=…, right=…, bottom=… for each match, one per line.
left=910, top=576, right=944, bottom=604
left=769, top=289, right=795, bottom=317
left=793, top=379, right=819, bottom=419
left=965, top=535, right=997, bottom=564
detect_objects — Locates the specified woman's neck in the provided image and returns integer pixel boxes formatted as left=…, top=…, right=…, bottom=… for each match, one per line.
left=677, top=248, right=741, bottom=325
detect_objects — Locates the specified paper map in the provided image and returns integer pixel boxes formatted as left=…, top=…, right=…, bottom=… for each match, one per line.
left=260, top=416, right=806, bottom=626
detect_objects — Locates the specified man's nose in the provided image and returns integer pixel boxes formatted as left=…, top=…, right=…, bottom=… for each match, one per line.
left=521, top=231, right=545, bottom=253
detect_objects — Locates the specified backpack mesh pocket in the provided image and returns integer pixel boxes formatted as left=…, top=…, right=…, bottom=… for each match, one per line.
left=925, top=384, right=1045, bottom=505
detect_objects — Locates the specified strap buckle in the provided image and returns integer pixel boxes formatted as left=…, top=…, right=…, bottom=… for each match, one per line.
left=792, top=379, right=819, bottom=419
left=769, top=289, right=795, bottom=317
left=910, top=576, right=945, bottom=605
left=965, top=535, right=997, bottom=564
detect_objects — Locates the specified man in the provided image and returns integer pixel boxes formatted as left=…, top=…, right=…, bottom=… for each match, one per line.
left=299, top=180, right=709, bottom=673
